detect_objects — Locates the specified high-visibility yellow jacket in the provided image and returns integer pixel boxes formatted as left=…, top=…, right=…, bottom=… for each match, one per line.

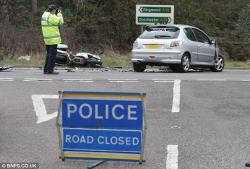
left=41, top=11, right=64, bottom=45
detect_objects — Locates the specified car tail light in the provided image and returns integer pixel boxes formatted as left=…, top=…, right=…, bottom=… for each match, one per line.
left=133, top=40, right=139, bottom=49
left=170, top=40, right=182, bottom=48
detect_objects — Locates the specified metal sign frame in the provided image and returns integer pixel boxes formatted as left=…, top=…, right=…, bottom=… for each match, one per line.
left=56, top=91, right=147, bottom=167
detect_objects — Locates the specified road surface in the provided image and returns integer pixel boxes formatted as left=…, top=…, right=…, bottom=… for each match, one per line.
left=0, top=68, right=250, bottom=169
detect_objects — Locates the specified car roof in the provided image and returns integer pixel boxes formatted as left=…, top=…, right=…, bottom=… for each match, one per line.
left=147, top=24, right=197, bottom=29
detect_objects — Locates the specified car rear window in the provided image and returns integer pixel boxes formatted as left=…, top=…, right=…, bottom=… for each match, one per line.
left=139, top=26, right=180, bottom=39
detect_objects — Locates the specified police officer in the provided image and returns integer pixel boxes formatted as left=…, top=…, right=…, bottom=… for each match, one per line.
left=41, top=4, right=64, bottom=74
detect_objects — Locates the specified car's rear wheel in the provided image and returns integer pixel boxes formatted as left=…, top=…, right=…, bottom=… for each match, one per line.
left=179, top=54, right=190, bottom=73
left=210, top=55, right=224, bottom=72
left=133, top=63, right=146, bottom=72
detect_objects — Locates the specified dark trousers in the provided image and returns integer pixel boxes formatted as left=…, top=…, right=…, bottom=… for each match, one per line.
left=44, top=45, right=57, bottom=73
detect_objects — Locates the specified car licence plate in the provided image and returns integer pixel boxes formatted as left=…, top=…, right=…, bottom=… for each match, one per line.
left=144, top=44, right=162, bottom=49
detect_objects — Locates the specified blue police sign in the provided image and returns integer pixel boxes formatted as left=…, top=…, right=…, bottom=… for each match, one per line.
left=57, top=91, right=146, bottom=162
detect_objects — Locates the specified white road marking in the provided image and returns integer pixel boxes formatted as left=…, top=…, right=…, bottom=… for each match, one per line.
left=24, top=78, right=37, bottom=81
left=0, top=78, right=14, bottom=81
left=63, top=79, right=93, bottom=81
left=154, top=81, right=174, bottom=83
left=196, top=79, right=227, bottom=81
left=240, top=80, right=250, bottom=82
left=65, top=81, right=94, bottom=83
left=32, top=95, right=58, bottom=124
left=0, top=78, right=14, bottom=80
left=170, top=125, right=181, bottom=129
left=108, top=78, right=139, bottom=83
left=152, top=79, right=175, bottom=82
left=108, top=79, right=138, bottom=81
left=109, top=81, right=139, bottom=83
left=24, top=78, right=53, bottom=82
left=172, top=80, right=181, bottom=113
left=0, top=80, right=14, bottom=82
left=166, top=145, right=178, bottom=169
left=80, top=81, right=94, bottom=83
left=64, top=79, right=94, bottom=83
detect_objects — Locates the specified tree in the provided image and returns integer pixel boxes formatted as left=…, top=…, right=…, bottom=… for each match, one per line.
left=236, top=5, right=250, bottom=42
left=0, top=0, right=9, bottom=24
left=31, top=0, right=37, bottom=15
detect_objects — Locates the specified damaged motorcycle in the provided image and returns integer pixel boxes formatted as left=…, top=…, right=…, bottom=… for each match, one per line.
left=0, top=65, right=13, bottom=71
left=56, top=44, right=103, bottom=68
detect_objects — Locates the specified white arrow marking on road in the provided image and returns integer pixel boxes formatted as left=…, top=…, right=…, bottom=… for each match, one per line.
left=172, top=80, right=181, bottom=113
left=32, top=95, right=58, bottom=124
left=32, top=80, right=181, bottom=123
left=166, top=145, right=178, bottom=169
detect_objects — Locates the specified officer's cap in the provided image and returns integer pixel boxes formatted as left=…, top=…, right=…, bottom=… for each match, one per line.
left=47, top=4, right=58, bottom=12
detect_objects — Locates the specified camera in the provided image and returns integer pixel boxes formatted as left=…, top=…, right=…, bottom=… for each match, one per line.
left=55, top=7, right=62, bottom=15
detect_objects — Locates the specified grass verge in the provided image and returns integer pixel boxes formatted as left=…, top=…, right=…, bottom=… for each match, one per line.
left=0, top=54, right=250, bottom=69
left=102, top=51, right=131, bottom=68
left=0, top=51, right=133, bottom=68
left=0, top=58, right=44, bottom=67
left=225, top=59, right=250, bottom=69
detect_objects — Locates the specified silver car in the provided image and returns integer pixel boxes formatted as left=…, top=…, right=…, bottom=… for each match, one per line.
left=131, top=24, right=224, bottom=72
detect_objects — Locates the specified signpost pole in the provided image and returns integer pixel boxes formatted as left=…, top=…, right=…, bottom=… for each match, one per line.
left=141, top=26, right=144, bottom=34
left=57, top=91, right=64, bottom=161
left=140, top=93, right=146, bottom=164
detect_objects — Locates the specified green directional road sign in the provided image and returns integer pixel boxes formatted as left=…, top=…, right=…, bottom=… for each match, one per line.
left=138, top=17, right=172, bottom=24
left=139, top=7, right=171, bottom=13
left=136, top=5, right=174, bottom=25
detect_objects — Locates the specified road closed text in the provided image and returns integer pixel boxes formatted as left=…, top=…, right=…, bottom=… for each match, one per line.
left=65, top=134, right=140, bottom=146
left=63, top=129, right=142, bottom=152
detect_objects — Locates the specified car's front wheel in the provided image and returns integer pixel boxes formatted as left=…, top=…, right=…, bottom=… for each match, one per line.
left=210, top=55, right=224, bottom=72
left=133, top=63, right=146, bottom=72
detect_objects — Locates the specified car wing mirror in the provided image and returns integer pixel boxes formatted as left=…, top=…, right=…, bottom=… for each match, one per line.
left=145, top=26, right=152, bottom=32
left=210, top=39, right=216, bottom=45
